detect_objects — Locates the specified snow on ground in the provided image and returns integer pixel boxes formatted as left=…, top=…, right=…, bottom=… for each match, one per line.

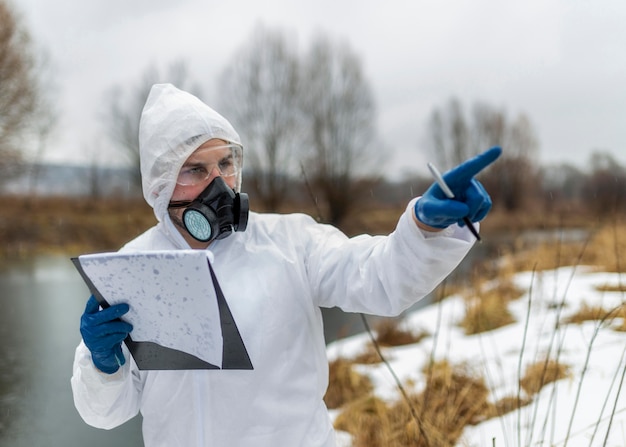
left=326, top=266, right=626, bottom=446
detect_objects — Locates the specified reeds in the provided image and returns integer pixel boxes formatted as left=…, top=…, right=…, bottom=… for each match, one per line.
left=326, top=221, right=626, bottom=446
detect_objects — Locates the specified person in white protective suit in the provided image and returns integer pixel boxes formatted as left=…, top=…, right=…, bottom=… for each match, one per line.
left=71, top=83, right=502, bottom=447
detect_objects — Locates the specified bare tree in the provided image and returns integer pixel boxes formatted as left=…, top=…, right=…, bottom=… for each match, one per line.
left=428, top=98, right=471, bottom=168
left=0, top=0, right=40, bottom=186
left=472, top=103, right=539, bottom=211
left=102, top=60, right=201, bottom=189
left=470, top=102, right=507, bottom=155
left=217, top=25, right=301, bottom=211
left=27, top=48, right=59, bottom=197
left=299, top=35, right=379, bottom=225
left=581, top=151, right=626, bottom=216
left=427, top=98, right=539, bottom=211
left=542, top=163, right=586, bottom=199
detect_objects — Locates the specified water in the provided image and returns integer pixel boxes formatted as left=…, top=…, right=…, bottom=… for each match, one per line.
left=0, top=256, right=143, bottom=447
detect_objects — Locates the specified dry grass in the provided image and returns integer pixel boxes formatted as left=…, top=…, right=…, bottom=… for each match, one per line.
left=334, top=396, right=397, bottom=447
left=329, top=220, right=626, bottom=445
left=501, top=219, right=626, bottom=274
left=3, top=194, right=617, bottom=263
left=330, top=219, right=625, bottom=445
left=580, top=223, right=626, bottom=273
left=459, top=293, right=517, bottom=335
left=500, top=240, right=588, bottom=273
left=563, top=302, right=615, bottom=324
left=350, top=343, right=391, bottom=365
left=519, top=359, right=571, bottom=397
left=480, top=207, right=594, bottom=236
left=330, top=356, right=563, bottom=447
left=412, top=361, right=492, bottom=441
left=0, top=195, right=155, bottom=261
left=349, top=344, right=388, bottom=365
left=373, top=318, right=429, bottom=347
left=458, top=269, right=524, bottom=335
left=563, top=302, right=626, bottom=332
left=595, top=283, right=626, bottom=293
left=456, top=220, right=626, bottom=335
left=490, top=394, right=533, bottom=417
left=324, top=358, right=374, bottom=410
left=345, top=319, right=429, bottom=366
left=334, top=360, right=492, bottom=447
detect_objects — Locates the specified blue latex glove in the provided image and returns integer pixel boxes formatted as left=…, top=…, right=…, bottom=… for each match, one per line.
left=415, top=146, right=502, bottom=229
left=80, top=295, right=133, bottom=374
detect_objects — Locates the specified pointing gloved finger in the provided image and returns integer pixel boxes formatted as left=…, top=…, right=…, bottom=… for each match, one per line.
left=443, top=146, right=502, bottom=192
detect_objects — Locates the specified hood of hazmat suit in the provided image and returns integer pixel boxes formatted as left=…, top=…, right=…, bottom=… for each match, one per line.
left=139, top=83, right=242, bottom=223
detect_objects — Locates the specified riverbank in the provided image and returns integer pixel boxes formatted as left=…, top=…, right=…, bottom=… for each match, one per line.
left=326, top=264, right=626, bottom=446
left=1, top=194, right=607, bottom=263
left=0, top=195, right=155, bottom=262
left=324, top=222, right=626, bottom=446
left=2, top=195, right=624, bottom=446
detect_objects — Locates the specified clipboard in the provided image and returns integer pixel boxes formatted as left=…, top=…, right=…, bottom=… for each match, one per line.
left=72, top=250, right=253, bottom=371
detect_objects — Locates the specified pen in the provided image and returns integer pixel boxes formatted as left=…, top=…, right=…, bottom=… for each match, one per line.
left=427, top=162, right=482, bottom=242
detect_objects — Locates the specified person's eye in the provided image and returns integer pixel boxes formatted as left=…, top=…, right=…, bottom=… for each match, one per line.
left=219, top=157, right=235, bottom=173
left=182, top=166, right=208, bottom=179
left=191, top=166, right=208, bottom=175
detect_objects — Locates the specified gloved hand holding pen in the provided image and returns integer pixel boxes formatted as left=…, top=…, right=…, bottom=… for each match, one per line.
left=80, top=295, right=133, bottom=374
left=414, top=146, right=502, bottom=236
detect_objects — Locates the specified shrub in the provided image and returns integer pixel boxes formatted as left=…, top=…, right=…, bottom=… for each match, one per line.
left=373, top=318, right=429, bottom=347
left=520, top=359, right=570, bottom=396
left=324, top=358, right=373, bottom=409
left=334, top=360, right=492, bottom=446
left=459, top=292, right=516, bottom=335
left=334, top=396, right=395, bottom=447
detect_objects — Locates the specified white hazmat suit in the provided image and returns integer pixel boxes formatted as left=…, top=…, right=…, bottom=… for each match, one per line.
left=71, top=84, right=477, bottom=447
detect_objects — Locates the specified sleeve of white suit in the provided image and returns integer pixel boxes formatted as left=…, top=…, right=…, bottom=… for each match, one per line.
left=71, top=341, right=143, bottom=429
left=307, top=198, right=476, bottom=316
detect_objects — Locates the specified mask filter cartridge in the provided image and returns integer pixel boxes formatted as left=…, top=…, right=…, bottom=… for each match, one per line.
left=180, top=177, right=248, bottom=243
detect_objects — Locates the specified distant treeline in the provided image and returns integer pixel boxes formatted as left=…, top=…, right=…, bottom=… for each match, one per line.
left=4, top=150, right=626, bottom=223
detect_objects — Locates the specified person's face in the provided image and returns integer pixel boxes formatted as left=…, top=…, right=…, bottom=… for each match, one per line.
left=171, top=139, right=238, bottom=201
left=168, top=139, right=239, bottom=245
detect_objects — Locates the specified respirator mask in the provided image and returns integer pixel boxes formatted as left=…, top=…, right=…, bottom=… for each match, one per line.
left=169, top=176, right=249, bottom=243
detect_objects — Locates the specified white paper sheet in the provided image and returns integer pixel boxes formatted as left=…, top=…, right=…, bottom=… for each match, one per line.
left=78, top=250, right=223, bottom=368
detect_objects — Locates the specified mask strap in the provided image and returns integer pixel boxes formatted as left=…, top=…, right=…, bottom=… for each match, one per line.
left=168, top=200, right=193, bottom=209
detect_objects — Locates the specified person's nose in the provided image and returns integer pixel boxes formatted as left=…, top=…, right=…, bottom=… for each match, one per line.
left=207, top=165, right=222, bottom=181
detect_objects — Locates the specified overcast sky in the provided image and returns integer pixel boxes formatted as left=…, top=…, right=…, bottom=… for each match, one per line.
left=15, top=0, right=626, bottom=175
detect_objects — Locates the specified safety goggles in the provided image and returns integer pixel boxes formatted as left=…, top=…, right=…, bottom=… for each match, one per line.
left=176, top=144, right=243, bottom=186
